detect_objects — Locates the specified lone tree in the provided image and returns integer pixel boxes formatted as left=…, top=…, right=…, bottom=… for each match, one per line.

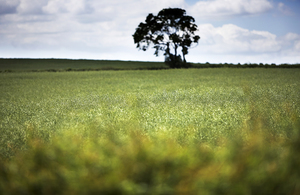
left=133, top=8, right=200, bottom=68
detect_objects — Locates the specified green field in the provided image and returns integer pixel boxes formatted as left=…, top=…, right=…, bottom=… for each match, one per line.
left=1, top=67, right=300, bottom=194
left=1, top=58, right=299, bottom=72
left=0, top=58, right=168, bottom=72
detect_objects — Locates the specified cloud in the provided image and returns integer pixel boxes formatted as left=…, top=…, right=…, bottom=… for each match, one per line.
left=0, top=0, right=186, bottom=51
left=294, top=41, right=300, bottom=51
left=280, top=33, right=300, bottom=56
left=186, top=23, right=300, bottom=63
left=0, top=0, right=299, bottom=64
left=198, top=24, right=281, bottom=54
left=189, top=0, right=273, bottom=18
left=42, top=0, right=92, bottom=15
left=0, top=0, right=20, bottom=15
left=278, top=2, right=293, bottom=15
left=283, top=32, right=299, bottom=41
left=17, top=0, right=48, bottom=15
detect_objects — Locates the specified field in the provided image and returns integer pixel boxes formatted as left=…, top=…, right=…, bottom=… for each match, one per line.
left=1, top=65, right=300, bottom=194
left=1, top=58, right=299, bottom=72
left=0, top=59, right=168, bottom=72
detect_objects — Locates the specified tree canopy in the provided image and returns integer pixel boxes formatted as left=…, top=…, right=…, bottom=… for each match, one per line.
left=133, top=8, right=200, bottom=68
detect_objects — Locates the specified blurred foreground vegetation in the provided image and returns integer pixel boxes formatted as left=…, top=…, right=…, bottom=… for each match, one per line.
left=1, top=119, right=300, bottom=194
left=0, top=68, right=300, bottom=194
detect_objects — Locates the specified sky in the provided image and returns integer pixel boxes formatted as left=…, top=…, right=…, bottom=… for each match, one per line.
left=0, top=0, right=300, bottom=64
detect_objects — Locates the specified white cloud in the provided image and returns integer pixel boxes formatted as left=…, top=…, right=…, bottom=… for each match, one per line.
left=0, top=0, right=299, bottom=64
left=198, top=24, right=281, bottom=54
left=42, top=0, right=91, bottom=15
left=0, top=0, right=186, bottom=51
left=279, top=32, right=300, bottom=56
left=189, top=0, right=273, bottom=18
left=278, top=2, right=293, bottom=15
left=294, top=41, right=300, bottom=51
left=17, top=0, right=48, bottom=15
left=185, top=23, right=300, bottom=64
left=284, top=32, right=299, bottom=41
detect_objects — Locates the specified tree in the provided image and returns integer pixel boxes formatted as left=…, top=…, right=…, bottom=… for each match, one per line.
left=133, top=8, right=200, bottom=68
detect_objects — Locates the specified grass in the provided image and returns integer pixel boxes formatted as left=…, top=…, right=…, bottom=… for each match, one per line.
left=0, top=68, right=300, bottom=194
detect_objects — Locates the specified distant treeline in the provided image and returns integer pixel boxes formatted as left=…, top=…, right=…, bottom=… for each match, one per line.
left=0, top=58, right=299, bottom=72
left=192, top=62, right=300, bottom=69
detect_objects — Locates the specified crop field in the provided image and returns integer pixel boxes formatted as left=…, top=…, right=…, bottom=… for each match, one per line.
left=1, top=67, right=300, bottom=194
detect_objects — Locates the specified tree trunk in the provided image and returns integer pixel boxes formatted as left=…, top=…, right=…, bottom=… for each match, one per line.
left=166, top=42, right=170, bottom=56
left=182, top=53, right=186, bottom=63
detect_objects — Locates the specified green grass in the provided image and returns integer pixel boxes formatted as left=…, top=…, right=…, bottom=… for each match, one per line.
left=0, top=68, right=300, bottom=194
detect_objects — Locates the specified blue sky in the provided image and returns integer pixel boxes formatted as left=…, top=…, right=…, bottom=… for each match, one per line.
left=0, top=0, right=299, bottom=64
left=185, top=0, right=300, bottom=35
